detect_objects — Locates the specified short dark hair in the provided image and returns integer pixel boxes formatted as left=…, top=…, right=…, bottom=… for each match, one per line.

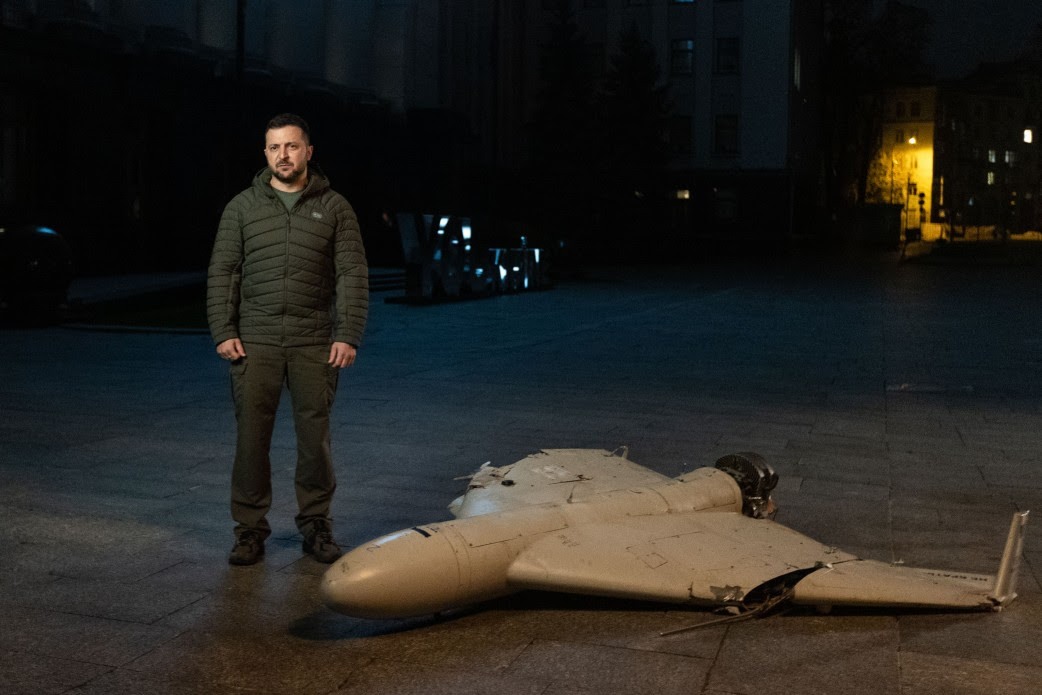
left=266, top=113, right=311, bottom=144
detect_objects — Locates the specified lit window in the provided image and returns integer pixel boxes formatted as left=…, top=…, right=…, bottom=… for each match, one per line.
left=675, top=189, right=691, bottom=200
left=987, top=171, right=996, bottom=186
left=988, top=149, right=997, bottom=163
left=671, top=39, right=694, bottom=75
left=1005, top=150, right=1016, bottom=165
left=1026, top=129, right=1034, bottom=144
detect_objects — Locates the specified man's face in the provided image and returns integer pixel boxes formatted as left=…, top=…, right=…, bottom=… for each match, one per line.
left=264, top=125, right=313, bottom=186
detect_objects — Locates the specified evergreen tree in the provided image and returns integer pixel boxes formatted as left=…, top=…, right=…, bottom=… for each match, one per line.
left=596, top=21, right=671, bottom=239
left=527, top=0, right=598, bottom=251
left=529, top=0, right=595, bottom=175
left=822, top=0, right=931, bottom=215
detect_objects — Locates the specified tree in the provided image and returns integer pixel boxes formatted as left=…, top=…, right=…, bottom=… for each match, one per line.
left=597, top=23, right=670, bottom=199
left=593, top=21, right=671, bottom=256
left=527, top=0, right=598, bottom=248
left=822, top=0, right=931, bottom=216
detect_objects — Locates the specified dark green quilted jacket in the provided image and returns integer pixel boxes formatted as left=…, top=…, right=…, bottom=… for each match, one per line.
left=206, top=167, right=368, bottom=348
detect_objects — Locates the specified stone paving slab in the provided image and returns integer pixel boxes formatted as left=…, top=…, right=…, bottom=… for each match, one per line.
left=1, top=255, right=1040, bottom=694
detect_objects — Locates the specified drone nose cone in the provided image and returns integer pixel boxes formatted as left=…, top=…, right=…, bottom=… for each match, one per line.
left=320, top=527, right=464, bottom=619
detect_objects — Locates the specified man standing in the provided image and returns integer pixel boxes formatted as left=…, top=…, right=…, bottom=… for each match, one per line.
left=207, top=113, right=368, bottom=566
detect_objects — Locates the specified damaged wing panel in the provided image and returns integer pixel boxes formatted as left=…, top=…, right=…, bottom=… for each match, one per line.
left=506, top=512, right=860, bottom=606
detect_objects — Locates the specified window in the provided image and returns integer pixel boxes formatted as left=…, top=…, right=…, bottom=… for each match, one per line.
left=715, top=37, right=739, bottom=73
left=896, top=102, right=906, bottom=118
left=910, top=101, right=921, bottom=117
left=1005, top=150, right=1016, bottom=165
left=1025, top=129, right=1034, bottom=144
left=714, top=188, right=738, bottom=222
left=793, top=48, right=801, bottom=91
left=714, top=114, right=739, bottom=156
left=988, top=149, right=997, bottom=163
left=668, top=115, right=692, bottom=154
left=987, top=171, right=996, bottom=186
left=895, top=129, right=904, bottom=144
left=671, top=39, right=694, bottom=75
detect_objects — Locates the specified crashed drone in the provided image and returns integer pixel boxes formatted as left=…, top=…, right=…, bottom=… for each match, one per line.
left=321, top=449, right=1028, bottom=621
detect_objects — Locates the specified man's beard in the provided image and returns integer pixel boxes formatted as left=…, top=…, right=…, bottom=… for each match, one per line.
left=272, top=162, right=305, bottom=185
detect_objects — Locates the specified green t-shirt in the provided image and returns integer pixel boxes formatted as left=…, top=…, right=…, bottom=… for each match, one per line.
left=273, top=187, right=303, bottom=211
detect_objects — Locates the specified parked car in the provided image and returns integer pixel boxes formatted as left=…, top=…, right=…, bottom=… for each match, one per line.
left=0, top=224, right=74, bottom=322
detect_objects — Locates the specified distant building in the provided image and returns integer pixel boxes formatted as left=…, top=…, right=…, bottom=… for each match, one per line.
left=937, top=63, right=1042, bottom=237
left=0, top=0, right=825, bottom=270
left=867, top=85, right=937, bottom=236
left=507, top=0, right=825, bottom=241
left=869, top=63, right=1042, bottom=240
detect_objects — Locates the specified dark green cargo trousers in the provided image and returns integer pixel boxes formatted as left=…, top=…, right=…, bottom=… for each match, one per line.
left=229, top=343, right=339, bottom=539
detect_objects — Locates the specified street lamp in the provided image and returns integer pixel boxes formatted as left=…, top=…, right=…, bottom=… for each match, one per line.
left=898, top=136, right=918, bottom=238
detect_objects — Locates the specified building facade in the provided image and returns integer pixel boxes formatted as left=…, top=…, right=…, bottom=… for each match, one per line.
left=1, top=0, right=824, bottom=270
left=868, top=85, right=937, bottom=236
left=509, top=0, right=824, bottom=241
left=937, top=64, right=1042, bottom=237
left=869, top=66, right=1042, bottom=240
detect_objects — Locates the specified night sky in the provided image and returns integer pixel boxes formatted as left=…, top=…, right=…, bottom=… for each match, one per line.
left=901, top=0, right=1042, bottom=77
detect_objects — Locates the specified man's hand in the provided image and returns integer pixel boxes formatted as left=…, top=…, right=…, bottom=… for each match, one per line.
left=328, top=341, right=357, bottom=368
left=216, top=338, right=246, bottom=361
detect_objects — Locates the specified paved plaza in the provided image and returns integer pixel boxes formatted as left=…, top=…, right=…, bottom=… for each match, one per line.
left=1, top=250, right=1041, bottom=694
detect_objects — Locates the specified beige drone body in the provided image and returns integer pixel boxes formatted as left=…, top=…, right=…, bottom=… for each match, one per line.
left=321, top=449, right=1028, bottom=620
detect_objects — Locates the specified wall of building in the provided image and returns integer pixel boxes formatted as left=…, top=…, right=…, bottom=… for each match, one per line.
left=871, top=86, right=937, bottom=237
left=0, top=0, right=828, bottom=271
